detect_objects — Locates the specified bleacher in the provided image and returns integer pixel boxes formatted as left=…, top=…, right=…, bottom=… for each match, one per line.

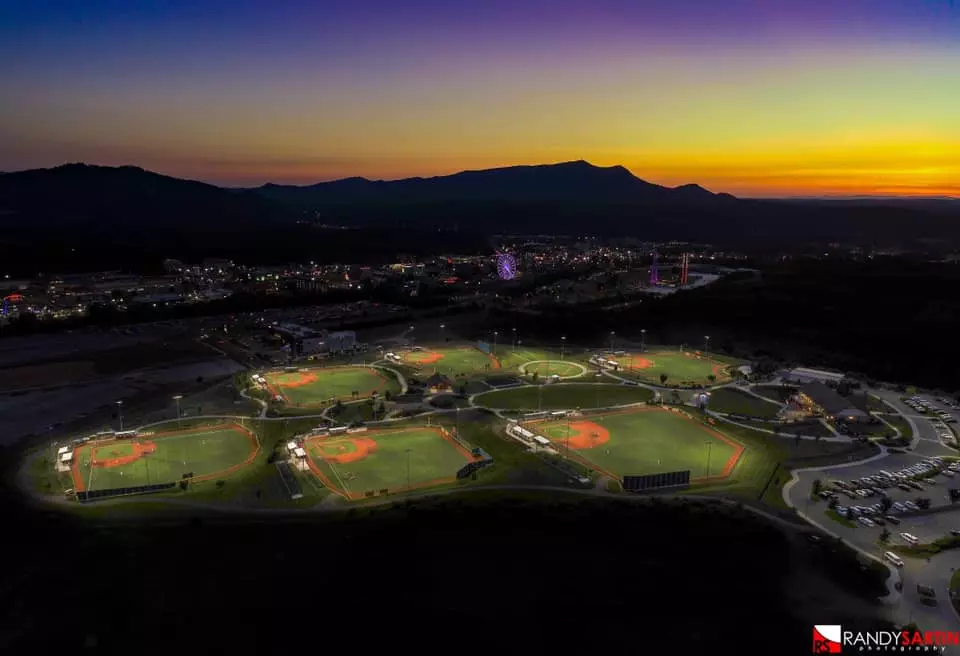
left=276, top=461, right=304, bottom=500
left=76, top=482, right=177, bottom=502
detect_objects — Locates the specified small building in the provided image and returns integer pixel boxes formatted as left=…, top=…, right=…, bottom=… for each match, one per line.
left=784, top=367, right=846, bottom=385
left=424, top=372, right=453, bottom=394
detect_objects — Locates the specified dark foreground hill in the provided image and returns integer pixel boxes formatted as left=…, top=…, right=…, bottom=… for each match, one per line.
left=0, top=492, right=890, bottom=655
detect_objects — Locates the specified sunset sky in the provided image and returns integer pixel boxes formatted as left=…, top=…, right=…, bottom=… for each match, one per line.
left=2, top=0, right=958, bottom=197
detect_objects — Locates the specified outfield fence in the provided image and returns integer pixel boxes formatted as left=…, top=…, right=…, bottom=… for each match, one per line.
left=76, top=482, right=176, bottom=503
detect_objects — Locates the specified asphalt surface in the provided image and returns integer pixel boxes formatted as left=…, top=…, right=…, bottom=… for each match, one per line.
left=785, top=389, right=960, bottom=637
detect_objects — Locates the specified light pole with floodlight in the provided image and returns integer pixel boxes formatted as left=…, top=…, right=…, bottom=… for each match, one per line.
left=609, top=331, right=615, bottom=352
left=704, top=336, right=711, bottom=362
left=173, top=394, right=183, bottom=431
left=512, top=327, right=517, bottom=352
left=493, top=331, right=498, bottom=357
left=116, top=400, right=124, bottom=432
left=561, top=336, right=566, bottom=361
left=640, top=328, right=646, bottom=354
left=440, top=324, right=445, bottom=342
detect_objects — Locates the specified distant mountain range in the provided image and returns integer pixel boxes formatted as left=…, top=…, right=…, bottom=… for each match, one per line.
left=2, top=160, right=960, bottom=272
left=246, top=160, right=737, bottom=206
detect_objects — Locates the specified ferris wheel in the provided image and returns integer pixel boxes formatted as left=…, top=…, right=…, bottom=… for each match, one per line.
left=496, top=253, right=518, bottom=280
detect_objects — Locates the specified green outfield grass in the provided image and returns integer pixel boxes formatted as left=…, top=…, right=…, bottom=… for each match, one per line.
left=707, top=387, right=783, bottom=418
left=497, top=347, right=564, bottom=370
left=305, top=426, right=474, bottom=498
left=72, top=423, right=258, bottom=492
left=400, top=346, right=499, bottom=375
left=473, top=383, right=654, bottom=410
left=613, top=349, right=737, bottom=386
left=529, top=407, right=743, bottom=480
left=265, top=366, right=399, bottom=407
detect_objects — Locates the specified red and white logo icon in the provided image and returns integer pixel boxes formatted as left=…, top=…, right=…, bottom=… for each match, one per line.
left=813, top=625, right=843, bottom=653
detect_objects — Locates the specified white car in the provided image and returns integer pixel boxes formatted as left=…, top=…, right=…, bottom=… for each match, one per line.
left=893, top=502, right=907, bottom=512
left=904, top=501, right=920, bottom=511
left=858, top=517, right=875, bottom=527
left=900, top=532, right=920, bottom=545
left=884, top=551, right=905, bottom=567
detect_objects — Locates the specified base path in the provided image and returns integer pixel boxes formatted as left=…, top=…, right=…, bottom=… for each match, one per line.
left=92, top=441, right=157, bottom=468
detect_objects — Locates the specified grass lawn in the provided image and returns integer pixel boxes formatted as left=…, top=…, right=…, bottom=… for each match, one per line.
left=266, top=366, right=398, bottom=407
left=72, top=423, right=258, bottom=492
left=305, top=426, right=474, bottom=498
left=473, top=383, right=654, bottom=410
left=751, top=384, right=797, bottom=403
left=497, top=347, right=564, bottom=370
left=708, top=387, right=782, bottom=418
left=530, top=407, right=742, bottom=480
left=402, top=346, right=499, bottom=376
left=825, top=508, right=857, bottom=528
left=613, top=349, right=736, bottom=386
left=883, top=415, right=914, bottom=439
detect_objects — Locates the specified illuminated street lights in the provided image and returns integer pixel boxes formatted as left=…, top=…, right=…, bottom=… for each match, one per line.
left=173, top=394, right=183, bottom=431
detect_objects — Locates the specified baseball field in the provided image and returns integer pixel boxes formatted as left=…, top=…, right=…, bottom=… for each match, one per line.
left=304, top=425, right=477, bottom=499
left=474, top=383, right=655, bottom=410
left=397, top=346, right=499, bottom=375
left=607, top=349, right=734, bottom=386
left=526, top=406, right=744, bottom=482
left=70, top=422, right=259, bottom=492
left=264, top=366, right=399, bottom=406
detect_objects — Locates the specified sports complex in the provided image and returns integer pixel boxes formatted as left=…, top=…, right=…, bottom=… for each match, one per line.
left=263, top=365, right=400, bottom=406
left=302, top=424, right=481, bottom=499
left=514, top=406, right=745, bottom=482
left=67, top=422, right=259, bottom=494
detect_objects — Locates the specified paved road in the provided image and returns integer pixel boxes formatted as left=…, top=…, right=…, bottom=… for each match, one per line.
left=784, top=389, right=960, bottom=636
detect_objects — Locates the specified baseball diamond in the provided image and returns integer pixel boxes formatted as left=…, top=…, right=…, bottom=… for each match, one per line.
left=70, top=422, right=259, bottom=492
left=264, top=365, right=399, bottom=406
left=526, top=406, right=745, bottom=482
left=304, top=426, right=478, bottom=500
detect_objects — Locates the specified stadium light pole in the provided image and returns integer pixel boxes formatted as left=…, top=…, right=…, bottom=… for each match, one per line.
left=609, top=331, right=615, bottom=352
left=493, top=331, right=498, bottom=357
left=705, top=441, right=713, bottom=477
left=595, top=373, right=603, bottom=410
left=561, top=336, right=566, bottom=361
left=640, top=329, right=646, bottom=354
left=440, top=324, right=445, bottom=343
left=116, top=400, right=124, bottom=432
left=704, top=335, right=710, bottom=359
left=173, top=394, right=183, bottom=431
left=512, top=327, right=517, bottom=352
